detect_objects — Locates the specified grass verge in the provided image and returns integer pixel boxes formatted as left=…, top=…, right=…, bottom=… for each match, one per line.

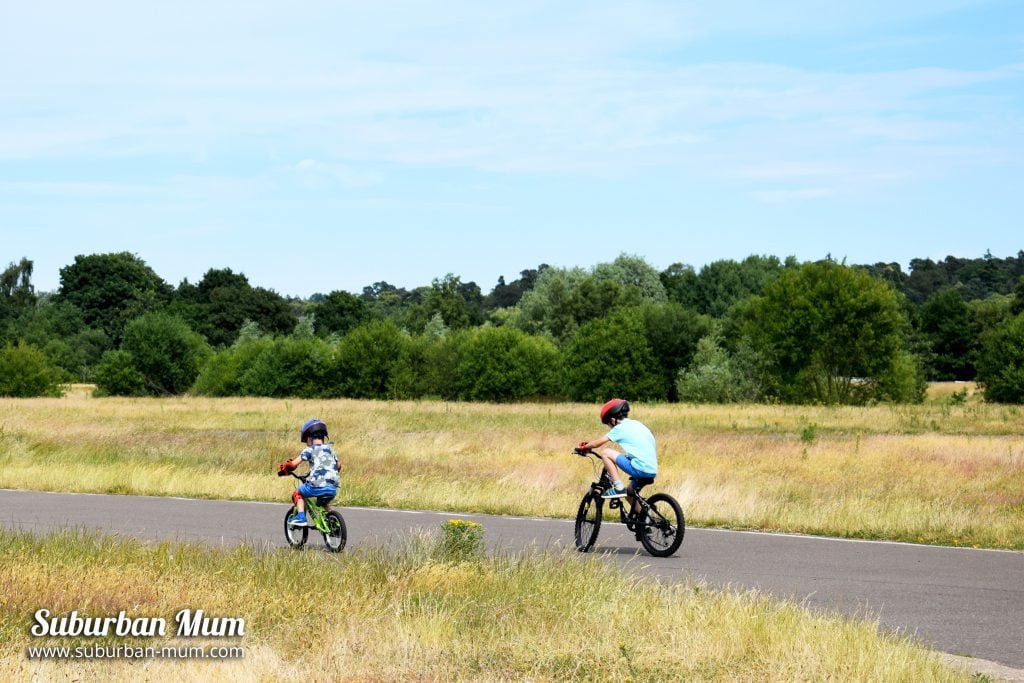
left=0, top=528, right=972, bottom=682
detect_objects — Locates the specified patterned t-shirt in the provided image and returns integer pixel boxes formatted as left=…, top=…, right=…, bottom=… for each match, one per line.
left=300, top=444, right=340, bottom=488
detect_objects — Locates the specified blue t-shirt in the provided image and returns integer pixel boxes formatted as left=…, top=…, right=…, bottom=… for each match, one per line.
left=606, top=418, right=657, bottom=475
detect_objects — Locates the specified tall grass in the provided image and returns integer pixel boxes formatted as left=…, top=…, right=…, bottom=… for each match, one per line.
left=1, top=395, right=1022, bottom=548
left=0, top=528, right=970, bottom=682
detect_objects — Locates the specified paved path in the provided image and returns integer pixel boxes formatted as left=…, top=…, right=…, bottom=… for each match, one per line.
left=2, top=489, right=1022, bottom=673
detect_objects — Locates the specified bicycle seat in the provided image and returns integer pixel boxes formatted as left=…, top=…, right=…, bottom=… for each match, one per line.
left=632, top=477, right=655, bottom=493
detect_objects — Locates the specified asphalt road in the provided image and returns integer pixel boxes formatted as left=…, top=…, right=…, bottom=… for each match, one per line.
left=2, top=489, right=1022, bottom=671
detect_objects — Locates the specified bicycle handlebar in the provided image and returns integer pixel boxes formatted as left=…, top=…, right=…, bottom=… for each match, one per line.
left=573, top=447, right=594, bottom=456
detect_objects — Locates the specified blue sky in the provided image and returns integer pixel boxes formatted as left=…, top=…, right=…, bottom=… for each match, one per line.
left=2, top=1, right=1022, bottom=298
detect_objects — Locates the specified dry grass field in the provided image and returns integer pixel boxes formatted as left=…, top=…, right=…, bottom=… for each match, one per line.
left=0, top=391, right=1021, bottom=549
left=0, top=529, right=972, bottom=682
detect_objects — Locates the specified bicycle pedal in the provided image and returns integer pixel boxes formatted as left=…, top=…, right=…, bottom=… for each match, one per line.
left=608, top=499, right=621, bottom=509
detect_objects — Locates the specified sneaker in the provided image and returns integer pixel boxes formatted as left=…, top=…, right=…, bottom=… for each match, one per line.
left=288, top=512, right=308, bottom=527
left=601, top=485, right=627, bottom=499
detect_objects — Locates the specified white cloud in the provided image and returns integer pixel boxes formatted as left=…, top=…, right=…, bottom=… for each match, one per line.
left=0, top=0, right=1020, bottom=202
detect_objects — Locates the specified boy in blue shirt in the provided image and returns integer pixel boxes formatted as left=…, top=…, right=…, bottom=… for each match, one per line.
left=278, top=418, right=340, bottom=527
left=578, top=399, right=657, bottom=517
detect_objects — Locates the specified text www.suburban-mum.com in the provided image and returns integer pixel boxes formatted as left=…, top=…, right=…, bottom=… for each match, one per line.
left=27, top=644, right=244, bottom=660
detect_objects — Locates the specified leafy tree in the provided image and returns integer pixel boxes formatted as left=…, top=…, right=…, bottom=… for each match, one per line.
left=861, top=262, right=908, bottom=292
left=484, top=265, right=548, bottom=311
left=9, top=299, right=111, bottom=380
left=976, top=314, right=1024, bottom=403
left=0, top=343, right=63, bottom=397
left=743, top=260, right=921, bottom=404
left=56, top=252, right=171, bottom=342
left=0, top=258, right=37, bottom=333
left=592, top=254, right=667, bottom=303
left=419, top=274, right=484, bottom=331
left=903, top=252, right=1024, bottom=305
left=310, top=290, right=368, bottom=337
left=179, top=268, right=296, bottom=346
left=511, top=255, right=667, bottom=340
left=637, top=303, right=712, bottom=401
left=562, top=309, right=665, bottom=402
left=37, top=329, right=110, bottom=382
left=660, top=263, right=700, bottom=309
left=359, top=280, right=423, bottom=327
left=1012, top=276, right=1024, bottom=316
left=919, top=288, right=980, bottom=380
left=511, top=266, right=588, bottom=338
left=694, top=255, right=788, bottom=317
left=119, top=313, right=212, bottom=395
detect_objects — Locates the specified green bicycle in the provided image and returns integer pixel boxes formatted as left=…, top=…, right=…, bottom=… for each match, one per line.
left=284, top=472, right=347, bottom=553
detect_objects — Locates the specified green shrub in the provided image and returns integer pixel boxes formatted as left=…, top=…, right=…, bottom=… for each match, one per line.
left=192, top=336, right=275, bottom=396
left=239, top=335, right=332, bottom=397
left=437, top=519, right=485, bottom=562
left=434, top=327, right=560, bottom=402
left=425, top=329, right=471, bottom=399
left=977, top=313, right=1024, bottom=403
left=0, top=343, right=63, bottom=397
left=389, top=334, right=432, bottom=399
left=676, top=334, right=766, bottom=403
left=92, top=350, right=146, bottom=397
left=119, top=313, right=211, bottom=395
left=332, top=320, right=413, bottom=398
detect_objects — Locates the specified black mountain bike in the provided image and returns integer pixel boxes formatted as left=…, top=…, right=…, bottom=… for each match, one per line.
left=284, top=472, right=347, bottom=553
left=573, top=447, right=684, bottom=557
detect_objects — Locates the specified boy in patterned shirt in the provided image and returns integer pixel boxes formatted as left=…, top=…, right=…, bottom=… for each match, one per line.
left=278, top=418, right=340, bottom=527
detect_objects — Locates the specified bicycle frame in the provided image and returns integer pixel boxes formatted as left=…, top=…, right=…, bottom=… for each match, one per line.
left=583, top=453, right=660, bottom=524
left=573, top=447, right=685, bottom=556
left=281, top=468, right=347, bottom=553
left=290, top=472, right=334, bottom=533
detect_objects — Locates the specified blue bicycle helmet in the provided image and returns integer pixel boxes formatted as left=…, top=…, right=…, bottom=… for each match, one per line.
left=300, top=418, right=328, bottom=442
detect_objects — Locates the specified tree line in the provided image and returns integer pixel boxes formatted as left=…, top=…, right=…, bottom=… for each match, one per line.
left=1, top=250, right=1023, bottom=403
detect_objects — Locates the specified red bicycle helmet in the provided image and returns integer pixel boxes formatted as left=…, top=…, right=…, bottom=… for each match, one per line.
left=600, top=399, right=630, bottom=425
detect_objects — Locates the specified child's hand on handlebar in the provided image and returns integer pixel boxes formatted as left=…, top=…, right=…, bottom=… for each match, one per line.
left=277, top=461, right=296, bottom=476
left=574, top=441, right=592, bottom=455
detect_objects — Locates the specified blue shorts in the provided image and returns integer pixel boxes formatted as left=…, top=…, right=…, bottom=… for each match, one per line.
left=615, top=454, right=656, bottom=481
left=298, top=483, right=337, bottom=506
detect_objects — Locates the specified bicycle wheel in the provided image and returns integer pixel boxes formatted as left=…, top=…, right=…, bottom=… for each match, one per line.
left=574, top=492, right=603, bottom=552
left=284, top=506, right=308, bottom=548
left=639, top=493, right=685, bottom=557
left=322, top=510, right=347, bottom=553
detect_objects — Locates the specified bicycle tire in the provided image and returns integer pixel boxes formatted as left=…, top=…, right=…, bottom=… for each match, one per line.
left=284, top=506, right=308, bottom=548
left=639, top=492, right=685, bottom=557
left=574, top=492, right=603, bottom=552
left=323, top=510, right=347, bottom=553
